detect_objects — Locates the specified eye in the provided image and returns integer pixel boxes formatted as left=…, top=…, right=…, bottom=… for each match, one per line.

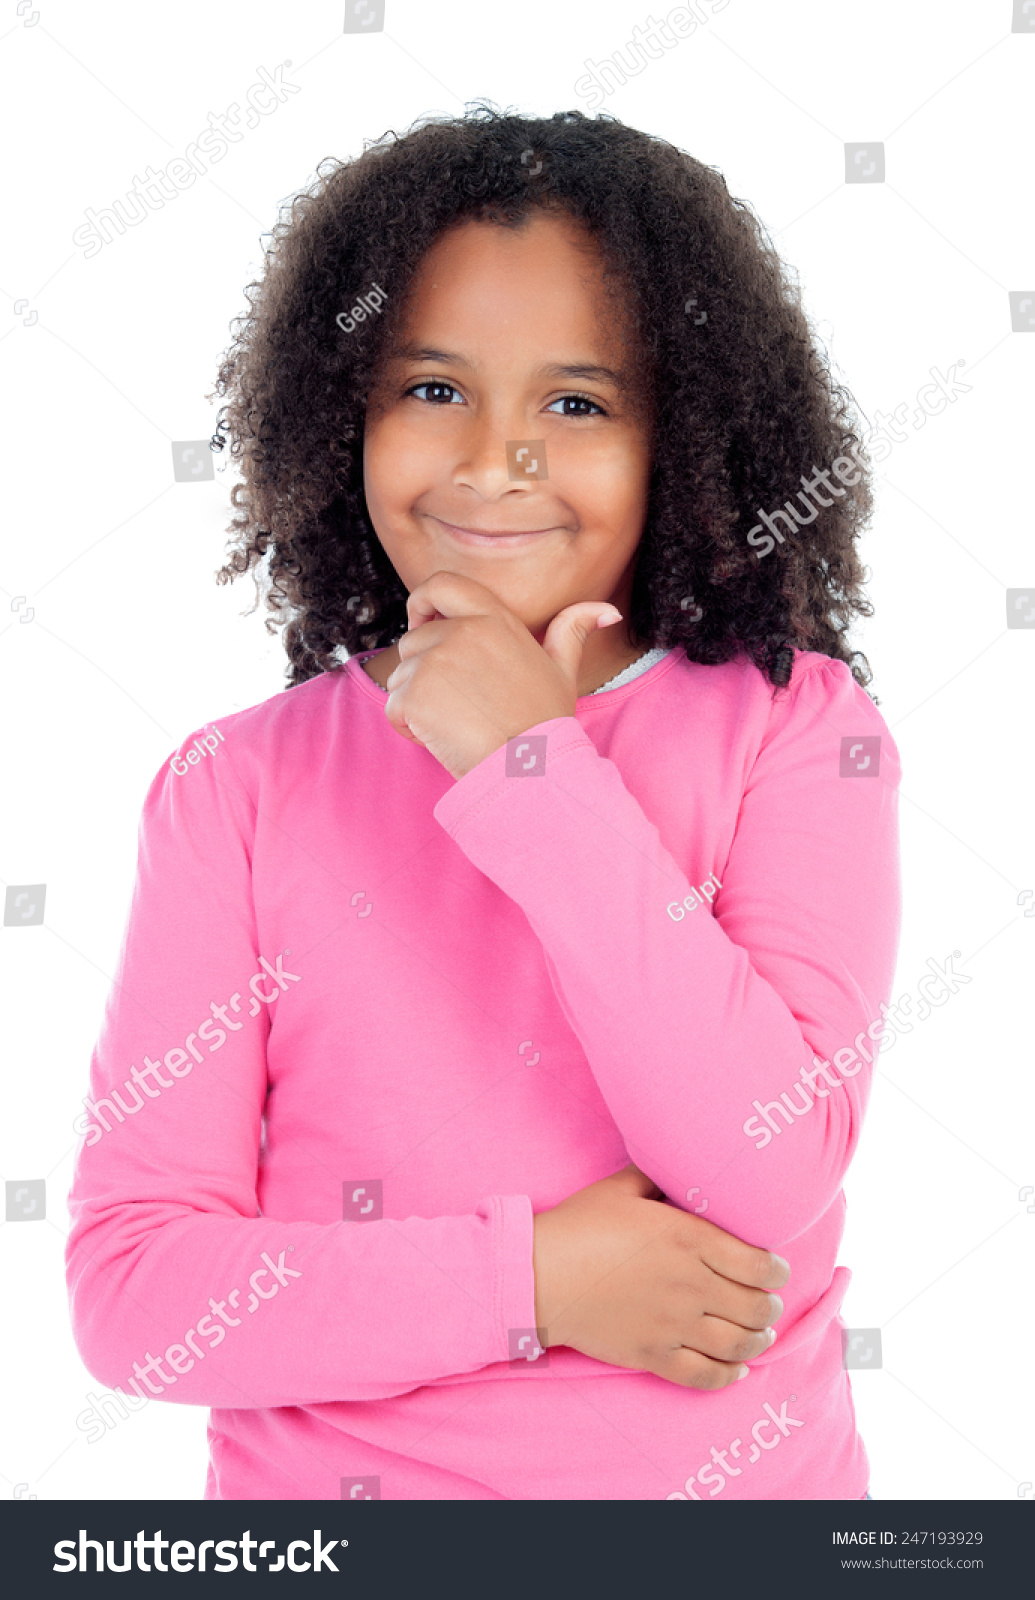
left=405, top=380, right=464, bottom=405
left=546, top=393, right=607, bottom=417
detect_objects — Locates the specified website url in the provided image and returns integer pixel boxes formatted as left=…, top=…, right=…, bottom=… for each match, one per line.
left=841, top=1557, right=984, bottom=1570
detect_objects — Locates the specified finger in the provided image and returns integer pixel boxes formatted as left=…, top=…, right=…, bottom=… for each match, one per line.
left=698, top=1278, right=785, bottom=1332
left=395, top=619, right=449, bottom=664
left=673, top=1315, right=777, bottom=1366
left=404, top=596, right=445, bottom=631
left=694, top=1226, right=790, bottom=1293
left=384, top=655, right=421, bottom=695
left=384, top=710, right=424, bottom=745
left=405, top=570, right=503, bottom=632
left=383, top=698, right=424, bottom=743
left=649, top=1346, right=753, bottom=1392
left=380, top=660, right=425, bottom=744
left=539, top=602, right=623, bottom=693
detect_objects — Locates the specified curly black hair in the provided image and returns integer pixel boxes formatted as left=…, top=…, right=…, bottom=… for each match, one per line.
left=210, top=104, right=877, bottom=695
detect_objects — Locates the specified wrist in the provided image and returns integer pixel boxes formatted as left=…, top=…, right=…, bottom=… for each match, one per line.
left=531, top=1208, right=559, bottom=1347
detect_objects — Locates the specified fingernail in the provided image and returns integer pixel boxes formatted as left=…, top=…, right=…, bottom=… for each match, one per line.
left=766, top=1327, right=777, bottom=1347
left=771, top=1254, right=790, bottom=1274
left=736, top=1364, right=750, bottom=1380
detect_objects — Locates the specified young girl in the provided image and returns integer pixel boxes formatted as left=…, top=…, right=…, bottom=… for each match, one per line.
left=66, top=107, right=900, bottom=1501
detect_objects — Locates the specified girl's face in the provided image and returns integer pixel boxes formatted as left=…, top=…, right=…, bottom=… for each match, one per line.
left=362, top=210, right=652, bottom=645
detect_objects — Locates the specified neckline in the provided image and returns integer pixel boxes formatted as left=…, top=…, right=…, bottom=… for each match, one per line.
left=590, top=645, right=670, bottom=694
left=345, top=644, right=682, bottom=708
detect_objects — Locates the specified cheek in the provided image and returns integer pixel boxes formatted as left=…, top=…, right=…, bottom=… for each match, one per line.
left=364, top=412, right=443, bottom=512
left=363, top=418, right=410, bottom=515
left=565, top=436, right=649, bottom=528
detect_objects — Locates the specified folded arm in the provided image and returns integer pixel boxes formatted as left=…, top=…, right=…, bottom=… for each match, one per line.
left=433, top=656, right=902, bottom=1247
left=65, top=735, right=536, bottom=1408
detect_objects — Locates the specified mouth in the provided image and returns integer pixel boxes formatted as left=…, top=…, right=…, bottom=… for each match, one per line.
left=426, top=513, right=560, bottom=549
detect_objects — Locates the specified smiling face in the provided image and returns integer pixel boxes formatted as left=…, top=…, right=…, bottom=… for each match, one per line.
left=361, top=209, right=653, bottom=670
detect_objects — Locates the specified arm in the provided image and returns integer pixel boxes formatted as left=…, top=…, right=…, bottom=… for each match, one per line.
left=65, top=731, right=535, bottom=1409
left=433, top=655, right=902, bottom=1247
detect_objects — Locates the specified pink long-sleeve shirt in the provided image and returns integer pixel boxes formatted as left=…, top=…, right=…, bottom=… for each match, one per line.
left=66, top=643, right=901, bottom=1500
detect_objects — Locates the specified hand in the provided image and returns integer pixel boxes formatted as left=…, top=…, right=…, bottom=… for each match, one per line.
left=531, top=1162, right=789, bottom=1389
left=383, top=570, right=623, bottom=780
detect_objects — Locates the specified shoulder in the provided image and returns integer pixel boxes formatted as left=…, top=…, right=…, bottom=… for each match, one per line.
left=146, top=666, right=350, bottom=820
left=665, top=648, right=900, bottom=788
left=666, top=645, right=889, bottom=726
left=756, top=649, right=901, bottom=786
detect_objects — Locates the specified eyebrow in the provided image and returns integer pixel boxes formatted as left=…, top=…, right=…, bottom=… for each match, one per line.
left=390, top=345, right=626, bottom=388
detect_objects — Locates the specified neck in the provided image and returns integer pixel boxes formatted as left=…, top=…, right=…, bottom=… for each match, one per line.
left=568, top=631, right=649, bottom=695
left=361, top=632, right=649, bottom=697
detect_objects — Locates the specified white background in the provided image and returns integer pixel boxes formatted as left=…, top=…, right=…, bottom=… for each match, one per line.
left=1, top=0, right=1032, bottom=1502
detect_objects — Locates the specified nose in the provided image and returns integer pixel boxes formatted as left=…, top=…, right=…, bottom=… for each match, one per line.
left=450, top=413, right=538, bottom=501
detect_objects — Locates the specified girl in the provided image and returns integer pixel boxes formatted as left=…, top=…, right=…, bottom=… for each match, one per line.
left=66, top=107, right=900, bottom=1501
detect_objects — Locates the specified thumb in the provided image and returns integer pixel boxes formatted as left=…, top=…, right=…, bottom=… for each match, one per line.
left=540, top=601, right=623, bottom=688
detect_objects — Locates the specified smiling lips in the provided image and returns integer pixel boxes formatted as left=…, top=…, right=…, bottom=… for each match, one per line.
left=429, top=514, right=560, bottom=548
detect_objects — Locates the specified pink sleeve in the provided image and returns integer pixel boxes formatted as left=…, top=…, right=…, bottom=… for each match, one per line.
left=433, top=657, right=902, bottom=1248
left=65, top=735, right=535, bottom=1409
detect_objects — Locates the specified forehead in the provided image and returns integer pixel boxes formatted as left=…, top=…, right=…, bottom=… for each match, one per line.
left=397, top=213, right=616, bottom=344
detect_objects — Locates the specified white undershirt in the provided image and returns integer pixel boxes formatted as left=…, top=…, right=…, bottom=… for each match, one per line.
left=588, top=646, right=671, bottom=694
